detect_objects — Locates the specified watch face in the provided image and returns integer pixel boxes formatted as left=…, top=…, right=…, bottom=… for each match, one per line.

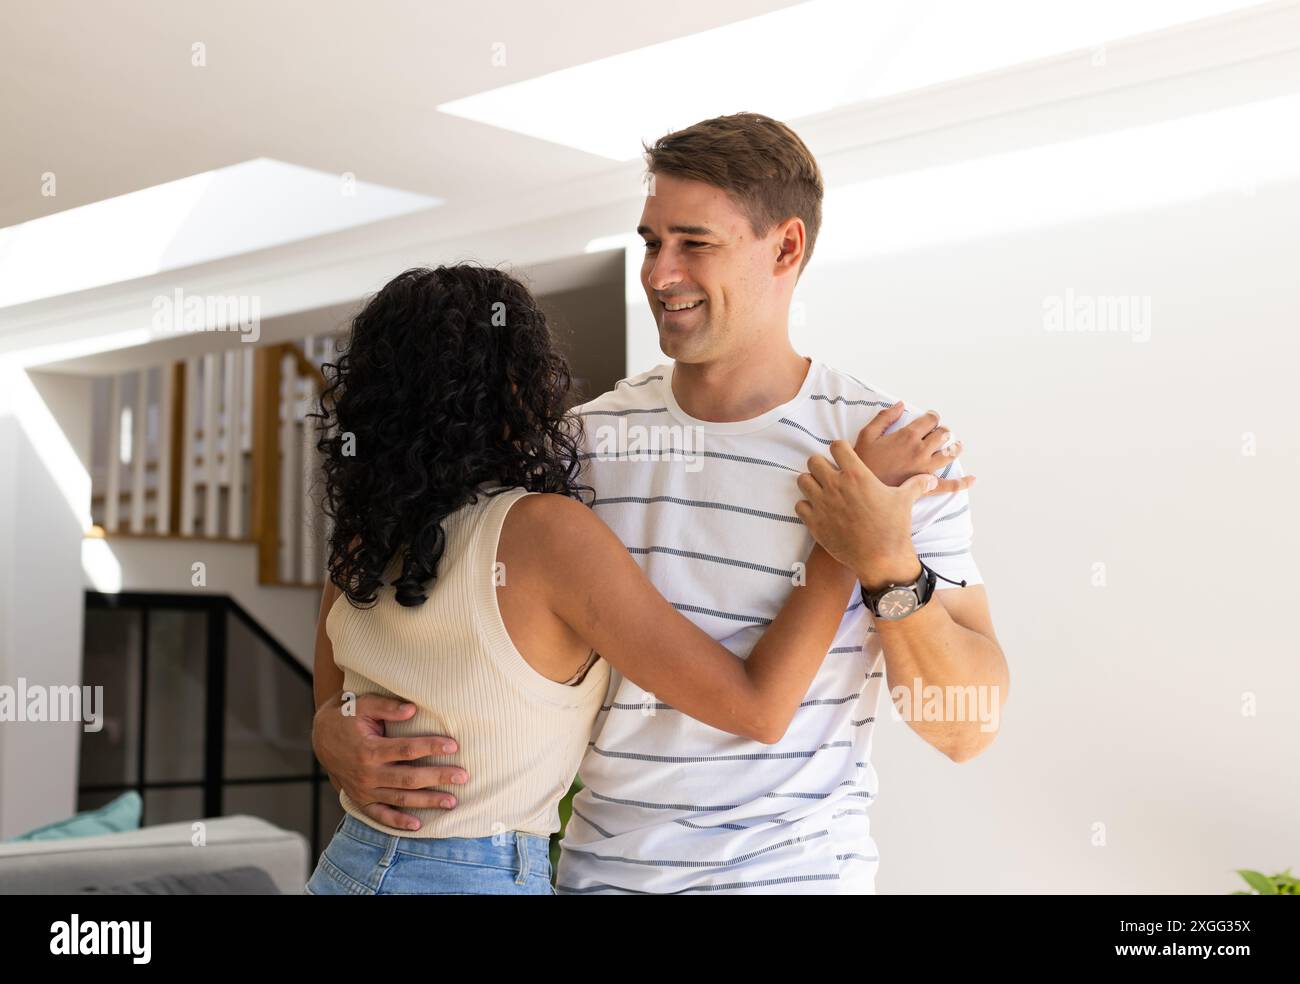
left=877, top=587, right=918, bottom=620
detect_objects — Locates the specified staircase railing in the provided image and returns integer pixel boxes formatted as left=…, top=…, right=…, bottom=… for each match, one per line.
left=81, top=590, right=332, bottom=863
left=90, top=335, right=337, bottom=588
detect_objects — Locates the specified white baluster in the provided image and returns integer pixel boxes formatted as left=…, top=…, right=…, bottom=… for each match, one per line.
left=104, top=375, right=122, bottom=533
left=130, top=371, right=148, bottom=533
left=157, top=365, right=174, bottom=535
left=242, top=347, right=254, bottom=457
left=300, top=373, right=317, bottom=582
left=180, top=358, right=199, bottom=537
left=203, top=353, right=221, bottom=537
left=278, top=352, right=297, bottom=582
left=224, top=350, right=244, bottom=538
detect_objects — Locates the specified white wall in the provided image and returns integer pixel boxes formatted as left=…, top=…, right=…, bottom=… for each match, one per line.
left=0, top=362, right=318, bottom=838
left=808, top=178, right=1298, bottom=894
left=0, top=369, right=94, bottom=838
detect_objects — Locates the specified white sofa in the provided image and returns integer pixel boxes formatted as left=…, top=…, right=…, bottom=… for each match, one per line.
left=0, top=814, right=309, bottom=894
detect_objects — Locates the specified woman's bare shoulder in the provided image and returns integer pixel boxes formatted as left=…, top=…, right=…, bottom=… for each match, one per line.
left=507, top=490, right=594, bottom=525
left=501, top=492, right=606, bottom=556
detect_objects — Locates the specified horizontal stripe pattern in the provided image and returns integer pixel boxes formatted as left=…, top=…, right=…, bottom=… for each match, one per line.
left=580, top=448, right=803, bottom=472
left=594, top=494, right=803, bottom=525
left=555, top=361, right=981, bottom=895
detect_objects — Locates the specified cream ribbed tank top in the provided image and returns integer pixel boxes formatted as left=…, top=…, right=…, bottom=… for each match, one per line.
left=327, top=486, right=610, bottom=838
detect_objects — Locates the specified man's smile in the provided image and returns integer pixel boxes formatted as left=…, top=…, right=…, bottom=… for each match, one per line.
left=659, top=298, right=706, bottom=325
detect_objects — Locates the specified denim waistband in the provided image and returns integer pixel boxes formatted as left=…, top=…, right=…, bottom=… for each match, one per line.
left=338, top=814, right=552, bottom=875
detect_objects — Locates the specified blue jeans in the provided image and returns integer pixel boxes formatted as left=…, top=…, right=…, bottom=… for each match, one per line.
left=306, top=815, right=557, bottom=895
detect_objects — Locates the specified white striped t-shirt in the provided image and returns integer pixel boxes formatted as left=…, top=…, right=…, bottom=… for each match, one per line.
left=554, top=359, right=983, bottom=894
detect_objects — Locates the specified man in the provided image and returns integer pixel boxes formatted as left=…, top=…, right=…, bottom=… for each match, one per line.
left=313, top=112, right=1008, bottom=894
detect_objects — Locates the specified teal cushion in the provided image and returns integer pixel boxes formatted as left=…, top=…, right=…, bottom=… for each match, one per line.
left=7, top=790, right=142, bottom=842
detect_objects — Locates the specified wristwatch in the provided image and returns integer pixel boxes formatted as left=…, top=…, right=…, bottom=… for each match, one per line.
left=859, top=562, right=936, bottom=621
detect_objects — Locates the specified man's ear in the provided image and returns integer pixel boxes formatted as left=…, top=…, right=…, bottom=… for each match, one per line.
left=774, top=217, right=806, bottom=273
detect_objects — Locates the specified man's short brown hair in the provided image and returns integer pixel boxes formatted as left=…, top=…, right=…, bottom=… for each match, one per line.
left=642, top=112, right=825, bottom=274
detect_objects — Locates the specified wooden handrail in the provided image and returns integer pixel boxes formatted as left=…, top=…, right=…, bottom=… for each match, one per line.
left=250, top=345, right=283, bottom=585
left=249, top=343, right=326, bottom=586
left=286, top=343, right=327, bottom=391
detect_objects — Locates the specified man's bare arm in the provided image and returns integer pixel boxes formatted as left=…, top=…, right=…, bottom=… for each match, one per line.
left=795, top=438, right=1009, bottom=763
left=873, top=585, right=1008, bottom=761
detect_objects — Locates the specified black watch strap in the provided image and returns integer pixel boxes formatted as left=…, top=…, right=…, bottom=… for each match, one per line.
left=859, top=562, right=936, bottom=615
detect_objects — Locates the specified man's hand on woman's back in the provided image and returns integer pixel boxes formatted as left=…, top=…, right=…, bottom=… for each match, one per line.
left=312, top=690, right=468, bottom=832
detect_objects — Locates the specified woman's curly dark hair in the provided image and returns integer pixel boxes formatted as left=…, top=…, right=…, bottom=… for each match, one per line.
left=315, top=264, right=590, bottom=608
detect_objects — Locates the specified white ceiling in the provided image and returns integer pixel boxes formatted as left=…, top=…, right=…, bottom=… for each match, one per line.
left=0, top=0, right=801, bottom=231
left=5, top=0, right=1297, bottom=371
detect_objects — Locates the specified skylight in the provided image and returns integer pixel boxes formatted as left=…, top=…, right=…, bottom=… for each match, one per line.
left=0, top=158, right=440, bottom=308
left=437, top=0, right=1268, bottom=161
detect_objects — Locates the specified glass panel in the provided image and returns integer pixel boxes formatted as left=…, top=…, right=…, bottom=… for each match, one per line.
left=223, top=616, right=314, bottom=779
left=143, top=609, right=208, bottom=783
left=224, top=781, right=312, bottom=844
left=143, top=786, right=205, bottom=826
left=77, top=788, right=130, bottom=813
left=78, top=606, right=142, bottom=788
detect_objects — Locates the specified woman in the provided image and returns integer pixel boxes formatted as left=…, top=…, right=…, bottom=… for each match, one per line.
left=305, top=264, right=962, bottom=895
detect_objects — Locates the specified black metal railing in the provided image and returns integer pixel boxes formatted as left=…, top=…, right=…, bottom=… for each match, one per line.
left=81, top=591, right=328, bottom=860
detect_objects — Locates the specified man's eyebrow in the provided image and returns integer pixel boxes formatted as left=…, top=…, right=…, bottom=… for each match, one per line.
left=636, top=224, right=718, bottom=237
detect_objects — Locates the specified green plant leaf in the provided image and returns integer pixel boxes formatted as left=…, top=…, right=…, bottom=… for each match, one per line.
left=1238, top=869, right=1279, bottom=895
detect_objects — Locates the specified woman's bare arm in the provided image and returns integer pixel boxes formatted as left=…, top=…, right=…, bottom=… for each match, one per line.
left=524, top=494, right=856, bottom=744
